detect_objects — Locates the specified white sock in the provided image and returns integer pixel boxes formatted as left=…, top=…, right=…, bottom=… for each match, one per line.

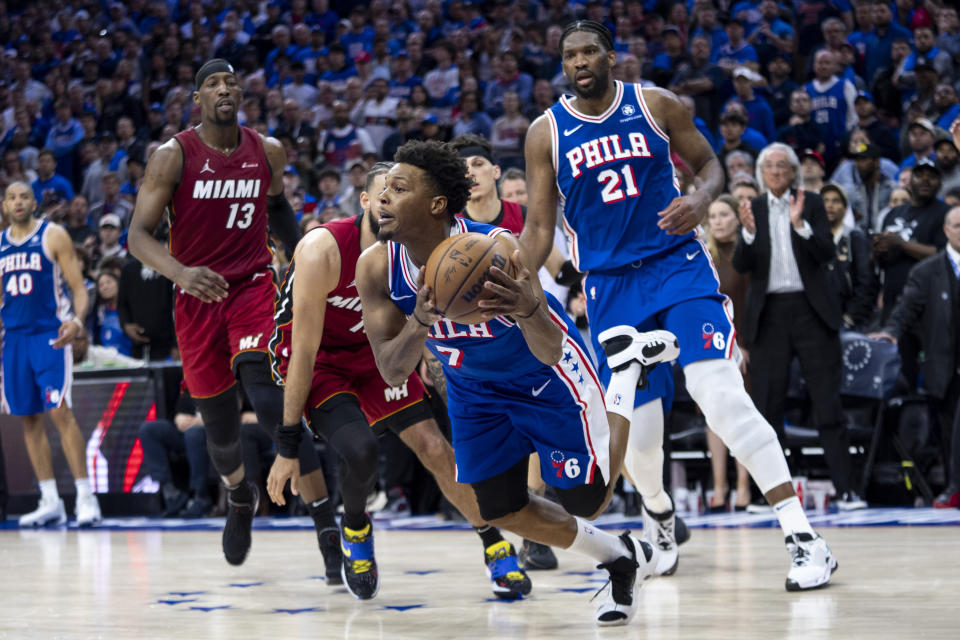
left=566, top=517, right=630, bottom=564
left=75, top=478, right=93, bottom=500
left=642, top=488, right=672, bottom=514
left=39, top=479, right=59, bottom=502
left=605, top=362, right=640, bottom=420
left=773, top=497, right=814, bottom=537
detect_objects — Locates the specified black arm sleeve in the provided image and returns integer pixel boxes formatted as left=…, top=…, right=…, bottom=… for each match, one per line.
left=266, top=193, right=301, bottom=261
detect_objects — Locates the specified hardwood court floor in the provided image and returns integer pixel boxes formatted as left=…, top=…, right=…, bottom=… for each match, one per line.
left=0, top=524, right=957, bottom=639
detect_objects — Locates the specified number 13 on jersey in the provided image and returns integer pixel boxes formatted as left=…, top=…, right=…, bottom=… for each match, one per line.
left=226, top=202, right=255, bottom=229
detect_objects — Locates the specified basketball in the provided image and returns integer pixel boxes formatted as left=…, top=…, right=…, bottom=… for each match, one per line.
left=424, top=232, right=514, bottom=325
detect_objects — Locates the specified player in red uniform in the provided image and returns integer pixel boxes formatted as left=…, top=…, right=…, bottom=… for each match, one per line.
left=129, top=60, right=335, bottom=569
left=265, top=162, right=531, bottom=600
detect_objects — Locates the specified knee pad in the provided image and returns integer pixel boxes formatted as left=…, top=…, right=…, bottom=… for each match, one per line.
left=628, top=399, right=665, bottom=452
left=194, top=388, right=242, bottom=476
left=236, top=358, right=284, bottom=428
left=555, top=471, right=608, bottom=518
left=683, top=359, right=778, bottom=460
left=310, top=399, right=378, bottom=484
left=472, top=458, right=529, bottom=522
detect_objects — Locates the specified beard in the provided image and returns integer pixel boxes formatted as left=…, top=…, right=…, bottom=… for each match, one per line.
left=212, top=111, right=238, bottom=126
left=569, top=69, right=610, bottom=100
left=375, top=227, right=394, bottom=242
left=365, top=208, right=387, bottom=241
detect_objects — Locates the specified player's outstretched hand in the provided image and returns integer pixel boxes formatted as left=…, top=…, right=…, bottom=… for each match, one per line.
left=52, top=319, right=82, bottom=349
left=478, top=250, right=538, bottom=321
left=176, top=265, right=229, bottom=303
left=657, top=195, right=706, bottom=235
left=738, top=198, right=756, bottom=235
left=413, top=269, right=441, bottom=328
left=266, top=455, right=300, bottom=506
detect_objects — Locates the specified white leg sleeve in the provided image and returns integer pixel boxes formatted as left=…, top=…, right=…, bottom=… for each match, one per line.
left=623, top=399, right=667, bottom=504
left=683, top=359, right=792, bottom=494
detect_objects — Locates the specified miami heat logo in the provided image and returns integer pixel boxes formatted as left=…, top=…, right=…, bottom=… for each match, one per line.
left=550, top=450, right=565, bottom=478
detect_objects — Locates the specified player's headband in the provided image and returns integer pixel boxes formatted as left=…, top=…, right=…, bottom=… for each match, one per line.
left=457, top=145, right=493, bottom=163
left=195, top=59, right=236, bottom=89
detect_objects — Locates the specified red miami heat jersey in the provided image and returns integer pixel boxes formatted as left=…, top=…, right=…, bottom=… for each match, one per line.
left=170, top=126, right=273, bottom=282
left=457, top=200, right=526, bottom=236
left=270, top=216, right=369, bottom=378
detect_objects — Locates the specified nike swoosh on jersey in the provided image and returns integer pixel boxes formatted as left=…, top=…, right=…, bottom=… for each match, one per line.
left=394, top=294, right=415, bottom=300
left=563, top=124, right=584, bottom=136
left=686, top=250, right=700, bottom=260
left=531, top=380, right=550, bottom=396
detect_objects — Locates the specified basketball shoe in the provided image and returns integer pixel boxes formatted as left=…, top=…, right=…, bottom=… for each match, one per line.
left=485, top=540, right=533, bottom=599
left=598, top=327, right=680, bottom=388
left=317, top=526, right=343, bottom=586
left=519, top=538, right=558, bottom=570
left=641, top=496, right=682, bottom=576
left=18, top=495, right=67, bottom=527
left=75, top=493, right=102, bottom=527
left=222, top=481, right=258, bottom=566
left=593, top=533, right=655, bottom=627
left=341, top=519, right=380, bottom=599
left=785, top=532, right=837, bottom=591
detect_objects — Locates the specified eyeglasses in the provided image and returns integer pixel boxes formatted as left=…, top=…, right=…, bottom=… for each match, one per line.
left=763, top=161, right=792, bottom=171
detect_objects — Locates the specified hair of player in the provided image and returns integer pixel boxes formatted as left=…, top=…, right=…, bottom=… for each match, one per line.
left=3, top=180, right=33, bottom=200
left=364, top=161, right=394, bottom=192
left=449, top=133, right=492, bottom=157
left=560, top=20, right=615, bottom=54
left=394, top=140, right=472, bottom=220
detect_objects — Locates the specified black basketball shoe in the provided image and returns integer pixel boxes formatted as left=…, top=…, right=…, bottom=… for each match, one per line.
left=222, top=482, right=258, bottom=566
left=317, top=526, right=343, bottom=586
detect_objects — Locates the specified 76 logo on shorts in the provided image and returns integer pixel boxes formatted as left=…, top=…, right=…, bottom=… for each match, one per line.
left=701, top=323, right=726, bottom=351
left=550, top=451, right=581, bottom=479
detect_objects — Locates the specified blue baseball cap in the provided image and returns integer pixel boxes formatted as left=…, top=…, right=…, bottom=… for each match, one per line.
left=855, top=90, right=874, bottom=103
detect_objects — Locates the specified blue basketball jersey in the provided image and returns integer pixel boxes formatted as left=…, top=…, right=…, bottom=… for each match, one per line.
left=0, top=220, right=70, bottom=333
left=805, top=78, right=848, bottom=145
left=387, top=218, right=581, bottom=381
left=546, top=80, right=684, bottom=272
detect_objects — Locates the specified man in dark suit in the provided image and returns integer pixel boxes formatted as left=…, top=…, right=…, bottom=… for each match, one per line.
left=735, top=142, right=866, bottom=510
left=873, top=207, right=960, bottom=508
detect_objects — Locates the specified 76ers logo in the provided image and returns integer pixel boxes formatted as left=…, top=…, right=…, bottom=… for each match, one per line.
left=550, top=451, right=581, bottom=479
left=702, top=323, right=726, bottom=351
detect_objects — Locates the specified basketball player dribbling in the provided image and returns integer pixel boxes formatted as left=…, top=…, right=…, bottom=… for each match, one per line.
left=356, top=140, right=680, bottom=626
left=520, top=21, right=836, bottom=590
left=265, top=161, right=532, bottom=601
left=129, top=59, right=335, bottom=569
left=1, top=182, right=102, bottom=527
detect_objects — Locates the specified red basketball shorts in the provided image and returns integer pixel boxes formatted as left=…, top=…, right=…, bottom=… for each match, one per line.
left=175, top=269, right=276, bottom=398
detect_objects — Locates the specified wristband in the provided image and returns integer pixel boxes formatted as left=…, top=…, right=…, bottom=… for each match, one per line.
left=412, top=311, right=432, bottom=328
left=515, top=297, right=541, bottom=319
left=276, top=423, right=304, bottom=458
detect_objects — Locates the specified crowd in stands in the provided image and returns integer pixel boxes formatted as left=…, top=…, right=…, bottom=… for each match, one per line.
left=2, top=0, right=960, bottom=512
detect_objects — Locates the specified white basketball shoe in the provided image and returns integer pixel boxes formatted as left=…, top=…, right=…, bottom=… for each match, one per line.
left=598, top=326, right=680, bottom=372
left=76, top=493, right=103, bottom=527
left=785, top=532, right=837, bottom=591
left=19, top=496, right=67, bottom=527
left=594, top=533, right=656, bottom=627
left=641, top=498, right=681, bottom=576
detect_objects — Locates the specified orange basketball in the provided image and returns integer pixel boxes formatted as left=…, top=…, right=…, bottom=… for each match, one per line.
left=424, top=232, right=515, bottom=325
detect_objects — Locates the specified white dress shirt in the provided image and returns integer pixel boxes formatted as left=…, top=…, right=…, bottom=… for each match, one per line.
left=741, top=190, right=813, bottom=293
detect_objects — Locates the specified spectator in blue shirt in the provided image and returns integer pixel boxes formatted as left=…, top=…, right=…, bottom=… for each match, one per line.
left=32, top=149, right=75, bottom=212
left=865, top=0, right=913, bottom=85
left=340, top=5, right=375, bottom=59
left=745, top=0, right=796, bottom=66
left=265, top=25, right=299, bottom=81
left=899, top=117, right=937, bottom=171
left=732, top=67, right=776, bottom=142
left=44, top=100, right=84, bottom=181
left=714, top=17, right=760, bottom=75
left=691, top=3, right=729, bottom=53
left=934, top=84, right=960, bottom=131
left=483, top=51, right=533, bottom=119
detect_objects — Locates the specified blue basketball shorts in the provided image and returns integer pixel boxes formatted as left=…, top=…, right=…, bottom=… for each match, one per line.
left=1, top=328, right=73, bottom=416
left=444, top=330, right=610, bottom=489
left=583, top=237, right=736, bottom=407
